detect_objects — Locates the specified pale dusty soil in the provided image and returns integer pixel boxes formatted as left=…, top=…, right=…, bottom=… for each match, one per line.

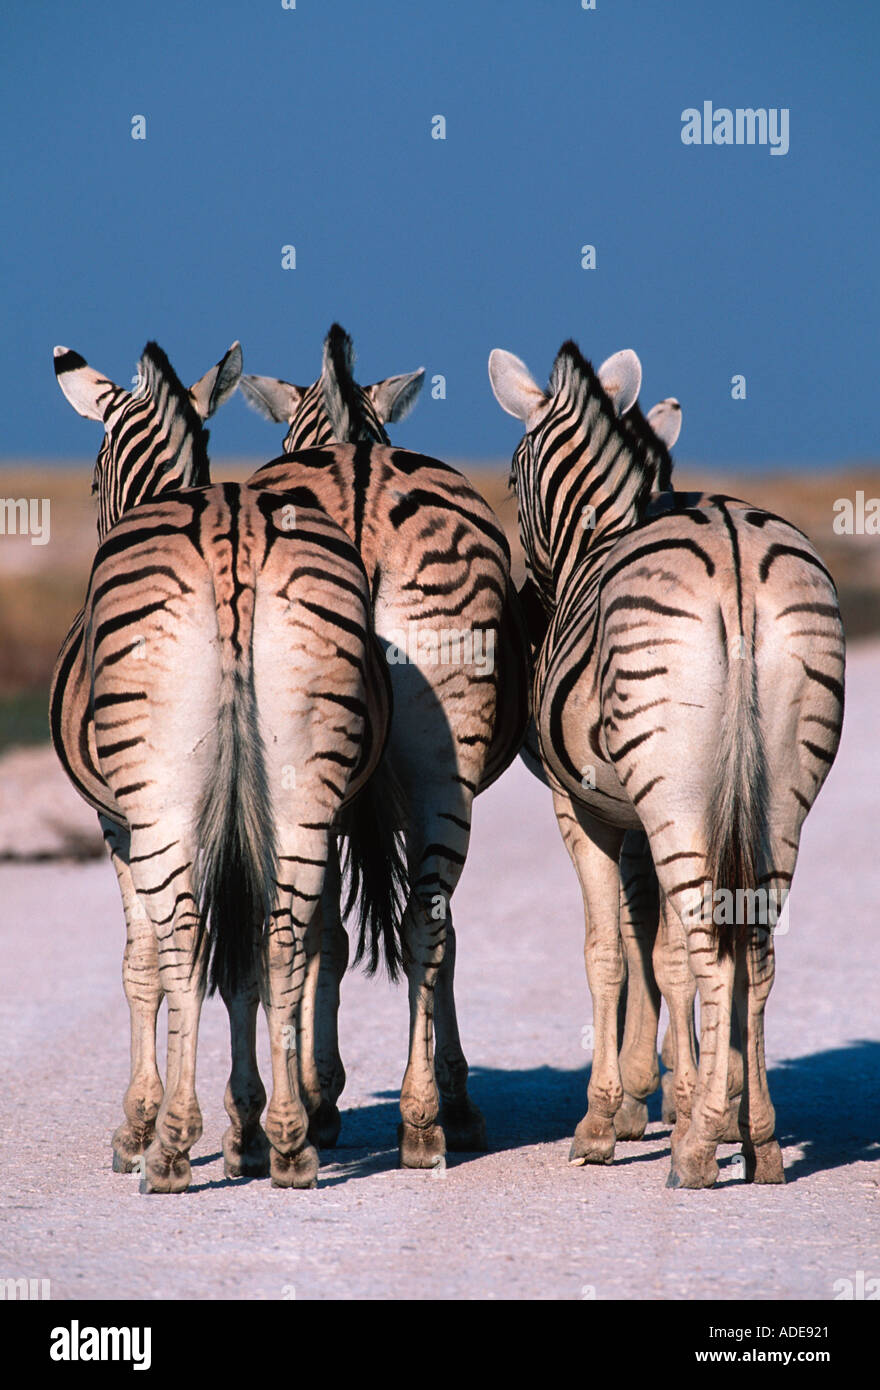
left=0, top=645, right=877, bottom=1301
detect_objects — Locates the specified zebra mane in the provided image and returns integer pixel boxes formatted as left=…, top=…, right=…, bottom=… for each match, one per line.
left=549, top=340, right=658, bottom=514
left=620, top=397, right=674, bottom=493
left=133, top=341, right=211, bottom=487
left=321, top=323, right=390, bottom=444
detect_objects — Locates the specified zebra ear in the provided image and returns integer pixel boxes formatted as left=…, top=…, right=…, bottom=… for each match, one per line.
left=597, top=350, right=642, bottom=416
left=239, top=374, right=305, bottom=424
left=53, top=347, right=122, bottom=422
left=488, top=349, right=548, bottom=423
left=366, top=369, right=425, bottom=423
left=646, top=398, right=682, bottom=449
left=189, top=342, right=243, bottom=420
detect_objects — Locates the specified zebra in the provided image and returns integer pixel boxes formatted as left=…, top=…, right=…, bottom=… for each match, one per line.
left=489, top=338, right=845, bottom=1188
left=515, top=361, right=686, bottom=1142
left=239, top=324, right=531, bottom=1165
left=51, top=339, right=402, bottom=1191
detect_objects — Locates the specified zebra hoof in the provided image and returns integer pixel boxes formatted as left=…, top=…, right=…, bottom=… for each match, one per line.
left=568, top=1115, right=616, bottom=1166
left=111, top=1121, right=155, bottom=1173
left=223, top=1125, right=270, bottom=1179
left=270, top=1143, right=319, bottom=1189
left=613, top=1093, right=649, bottom=1141
left=666, top=1138, right=719, bottom=1190
left=742, top=1139, right=785, bottom=1184
left=440, top=1099, right=487, bottom=1152
left=307, top=1100, right=342, bottom=1151
left=139, top=1144, right=192, bottom=1194
left=398, top=1121, right=446, bottom=1169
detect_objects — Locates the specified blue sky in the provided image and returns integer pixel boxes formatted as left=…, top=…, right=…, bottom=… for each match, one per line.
left=2, top=0, right=877, bottom=467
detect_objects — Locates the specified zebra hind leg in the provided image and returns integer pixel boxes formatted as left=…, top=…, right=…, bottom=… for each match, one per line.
left=734, top=931, right=784, bottom=1184
left=220, top=966, right=270, bottom=1179
left=652, top=899, right=698, bottom=1158
left=614, top=832, right=661, bottom=1141
left=397, top=815, right=474, bottom=1167
left=723, top=1010, right=745, bottom=1143
left=311, top=915, right=350, bottom=1147
left=664, top=903, right=736, bottom=1190
left=435, top=916, right=487, bottom=1152
left=654, top=958, right=741, bottom=1141
left=260, top=826, right=326, bottom=1190
left=106, top=829, right=165, bottom=1173
left=552, top=792, right=626, bottom=1167
left=398, top=892, right=448, bottom=1168
left=302, top=845, right=348, bottom=1150
left=135, top=835, right=206, bottom=1195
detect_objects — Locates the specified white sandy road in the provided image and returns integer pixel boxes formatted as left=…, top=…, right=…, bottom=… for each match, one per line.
left=0, top=646, right=878, bottom=1302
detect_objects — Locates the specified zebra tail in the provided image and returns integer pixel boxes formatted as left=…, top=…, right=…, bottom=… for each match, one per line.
left=340, top=759, right=409, bottom=981
left=704, top=628, right=770, bottom=960
left=194, top=666, right=277, bottom=998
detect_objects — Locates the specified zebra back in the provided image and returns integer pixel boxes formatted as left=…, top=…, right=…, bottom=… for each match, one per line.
left=241, top=326, right=531, bottom=796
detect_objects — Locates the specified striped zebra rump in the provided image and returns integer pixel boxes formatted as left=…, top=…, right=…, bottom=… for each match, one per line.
left=68, top=483, right=386, bottom=993
left=242, top=325, right=532, bottom=798
left=247, top=443, right=528, bottom=809
left=534, top=488, right=845, bottom=873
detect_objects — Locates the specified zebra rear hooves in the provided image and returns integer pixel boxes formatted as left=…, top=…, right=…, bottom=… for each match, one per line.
left=138, top=1143, right=192, bottom=1194
left=398, top=1121, right=446, bottom=1169
left=111, top=1121, right=156, bottom=1173
left=270, top=1142, right=320, bottom=1189
left=223, top=1125, right=271, bottom=1179
left=666, top=1137, right=719, bottom=1190
left=569, top=1115, right=616, bottom=1166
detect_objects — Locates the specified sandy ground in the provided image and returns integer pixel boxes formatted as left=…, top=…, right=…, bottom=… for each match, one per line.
left=0, top=645, right=877, bottom=1302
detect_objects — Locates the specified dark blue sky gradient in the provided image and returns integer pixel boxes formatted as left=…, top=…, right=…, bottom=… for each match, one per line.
left=2, top=0, right=877, bottom=467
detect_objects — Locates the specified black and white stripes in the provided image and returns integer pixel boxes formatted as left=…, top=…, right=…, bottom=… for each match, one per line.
left=51, top=339, right=403, bottom=1192
left=490, top=336, right=845, bottom=1189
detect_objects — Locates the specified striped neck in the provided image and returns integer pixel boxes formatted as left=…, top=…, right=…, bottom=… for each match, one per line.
left=517, top=343, right=657, bottom=608
left=95, top=343, right=210, bottom=539
left=622, top=399, right=674, bottom=493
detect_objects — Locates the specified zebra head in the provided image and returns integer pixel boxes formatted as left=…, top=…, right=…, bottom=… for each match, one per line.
left=53, top=341, right=242, bottom=540
left=239, top=323, right=425, bottom=450
left=489, top=340, right=660, bottom=607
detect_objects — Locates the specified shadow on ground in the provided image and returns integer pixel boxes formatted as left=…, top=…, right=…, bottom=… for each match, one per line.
left=313, top=1039, right=880, bottom=1185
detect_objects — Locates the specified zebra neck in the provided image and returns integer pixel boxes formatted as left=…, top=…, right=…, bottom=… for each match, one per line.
left=547, top=492, right=644, bottom=600
left=535, top=389, right=655, bottom=602
left=100, top=431, right=209, bottom=538
left=158, top=444, right=209, bottom=495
